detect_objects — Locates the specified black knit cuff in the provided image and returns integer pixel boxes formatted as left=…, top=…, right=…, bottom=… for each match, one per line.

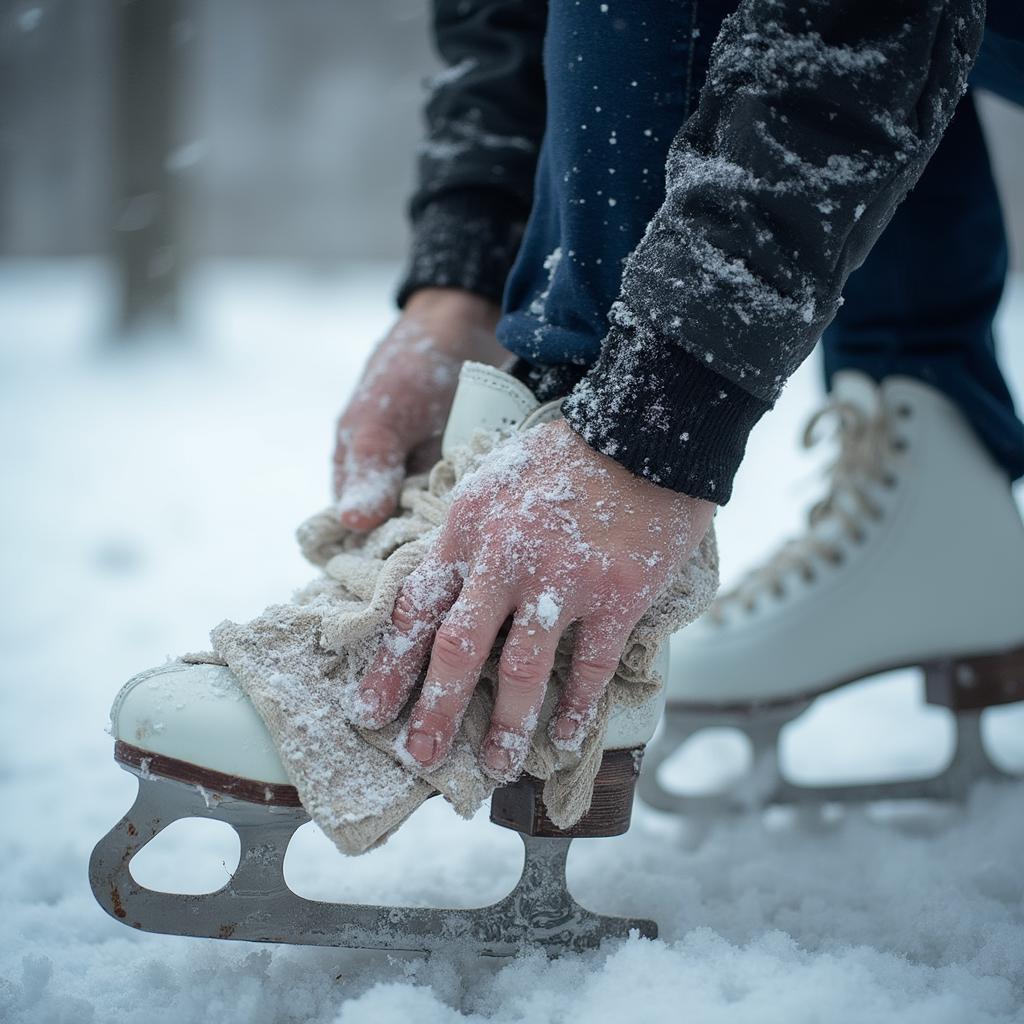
left=562, top=326, right=770, bottom=504
left=396, top=189, right=526, bottom=309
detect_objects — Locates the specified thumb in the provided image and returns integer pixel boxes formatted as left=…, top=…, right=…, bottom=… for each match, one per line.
left=335, top=423, right=406, bottom=530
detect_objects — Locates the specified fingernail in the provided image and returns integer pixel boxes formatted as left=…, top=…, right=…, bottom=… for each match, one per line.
left=548, top=710, right=586, bottom=751
left=550, top=716, right=578, bottom=743
left=407, top=730, right=439, bottom=765
left=482, top=738, right=512, bottom=776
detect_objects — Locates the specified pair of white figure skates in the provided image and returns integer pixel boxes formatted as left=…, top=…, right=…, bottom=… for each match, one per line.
left=90, top=363, right=1024, bottom=956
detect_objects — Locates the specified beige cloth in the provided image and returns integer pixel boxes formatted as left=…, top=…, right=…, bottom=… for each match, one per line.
left=208, top=430, right=719, bottom=855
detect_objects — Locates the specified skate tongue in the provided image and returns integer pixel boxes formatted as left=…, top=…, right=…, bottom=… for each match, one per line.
left=442, top=362, right=540, bottom=456
left=830, top=370, right=881, bottom=418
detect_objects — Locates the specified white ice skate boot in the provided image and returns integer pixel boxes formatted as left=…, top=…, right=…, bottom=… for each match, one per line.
left=90, top=362, right=668, bottom=956
left=640, top=371, right=1024, bottom=815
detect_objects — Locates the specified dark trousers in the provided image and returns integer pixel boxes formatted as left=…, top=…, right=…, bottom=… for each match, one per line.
left=498, top=0, right=1024, bottom=481
left=826, top=33, right=1024, bottom=478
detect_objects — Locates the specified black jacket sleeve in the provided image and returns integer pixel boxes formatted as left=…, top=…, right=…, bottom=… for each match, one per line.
left=563, top=0, right=985, bottom=503
left=397, top=0, right=547, bottom=308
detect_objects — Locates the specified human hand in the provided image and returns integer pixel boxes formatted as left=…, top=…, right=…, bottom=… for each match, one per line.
left=356, top=419, right=715, bottom=780
left=332, top=288, right=506, bottom=530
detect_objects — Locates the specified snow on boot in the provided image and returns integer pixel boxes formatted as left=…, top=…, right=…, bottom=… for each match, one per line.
left=640, top=371, right=1024, bottom=816
left=89, top=362, right=667, bottom=957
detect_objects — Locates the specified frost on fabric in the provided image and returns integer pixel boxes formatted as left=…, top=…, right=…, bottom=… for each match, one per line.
left=418, top=118, right=537, bottom=164
left=528, top=247, right=563, bottom=318
left=565, top=0, right=983, bottom=491
left=624, top=12, right=919, bottom=399
left=426, top=56, right=478, bottom=92
left=401, top=201, right=524, bottom=306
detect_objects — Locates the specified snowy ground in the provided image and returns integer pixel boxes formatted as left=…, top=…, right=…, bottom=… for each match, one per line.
left=2, top=261, right=1023, bottom=1024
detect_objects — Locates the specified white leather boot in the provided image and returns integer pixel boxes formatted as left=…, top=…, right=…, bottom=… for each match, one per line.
left=641, top=371, right=1024, bottom=815
left=90, top=361, right=668, bottom=956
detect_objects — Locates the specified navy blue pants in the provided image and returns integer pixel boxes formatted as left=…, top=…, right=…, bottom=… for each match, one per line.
left=497, top=1, right=1024, bottom=481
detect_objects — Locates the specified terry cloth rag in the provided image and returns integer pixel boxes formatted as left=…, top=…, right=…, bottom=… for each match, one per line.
left=206, top=427, right=719, bottom=855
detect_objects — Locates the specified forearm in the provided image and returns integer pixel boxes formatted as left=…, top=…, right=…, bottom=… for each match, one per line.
left=565, top=0, right=985, bottom=503
left=398, top=0, right=548, bottom=307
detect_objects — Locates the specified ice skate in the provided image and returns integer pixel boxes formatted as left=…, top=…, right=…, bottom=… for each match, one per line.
left=640, top=371, right=1024, bottom=816
left=90, top=364, right=668, bottom=956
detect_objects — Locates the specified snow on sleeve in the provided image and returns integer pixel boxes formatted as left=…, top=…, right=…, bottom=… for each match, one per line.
left=564, top=0, right=983, bottom=501
left=615, top=0, right=983, bottom=402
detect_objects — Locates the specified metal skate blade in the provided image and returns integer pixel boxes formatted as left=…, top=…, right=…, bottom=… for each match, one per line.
left=89, top=769, right=655, bottom=957
left=639, top=704, right=805, bottom=817
left=639, top=706, right=1017, bottom=817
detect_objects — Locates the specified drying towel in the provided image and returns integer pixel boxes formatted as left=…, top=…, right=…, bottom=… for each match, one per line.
left=207, top=427, right=719, bottom=855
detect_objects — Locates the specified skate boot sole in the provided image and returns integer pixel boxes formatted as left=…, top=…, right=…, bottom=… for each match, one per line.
left=90, top=742, right=655, bottom=956
left=640, top=643, right=1024, bottom=816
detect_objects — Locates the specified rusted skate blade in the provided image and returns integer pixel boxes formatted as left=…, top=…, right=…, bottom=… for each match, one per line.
left=90, top=744, right=654, bottom=957
left=640, top=647, right=1024, bottom=817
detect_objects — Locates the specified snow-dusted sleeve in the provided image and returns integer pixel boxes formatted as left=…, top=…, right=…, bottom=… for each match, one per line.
left=397, top=0, right=547, bottom=308
left=563, top=0, right=985, bottom=503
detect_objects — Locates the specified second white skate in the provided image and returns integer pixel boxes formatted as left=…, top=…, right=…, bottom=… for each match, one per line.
left=641, top=372, right=1024, bottom=816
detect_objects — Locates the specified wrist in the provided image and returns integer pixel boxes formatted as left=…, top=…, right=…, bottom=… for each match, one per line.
left=403, top=288, right=506, bottom=365
left=404, top=288, right=500, bottom=326
left=553, top=419, right=716, bottom=513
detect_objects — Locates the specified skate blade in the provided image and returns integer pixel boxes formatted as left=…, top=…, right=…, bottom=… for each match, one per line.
left=639, top=704, right=1018, bottom=817
left=89, top=766, right=655, bottom=957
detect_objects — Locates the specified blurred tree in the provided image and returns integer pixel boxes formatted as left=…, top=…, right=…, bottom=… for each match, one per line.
left=112, top=0, right=189, bottom=338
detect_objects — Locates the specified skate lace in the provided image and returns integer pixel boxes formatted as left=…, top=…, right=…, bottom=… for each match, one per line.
left=710, top=396, right=897, bottom=621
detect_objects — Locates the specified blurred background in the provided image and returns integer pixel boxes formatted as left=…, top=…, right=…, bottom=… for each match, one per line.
left=4, top=0, right=1024, bottom=337
left=2, top=0, right=436, bottom=335
left=3, top=7, right=1024, bottom=1020
left=3, top=0, right=1024, bottom=745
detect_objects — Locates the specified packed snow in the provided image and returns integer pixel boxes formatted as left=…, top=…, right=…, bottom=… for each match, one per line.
left=2, top=261, right=1023, bottom=1024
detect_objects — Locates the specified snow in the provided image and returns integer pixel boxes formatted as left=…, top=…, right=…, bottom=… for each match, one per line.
left=165, top=141, right=208, bottom=174
left=17, top=7, right=42, bottom=33
left=533, top=591, right=561, bottom=631
left=2, top=260, right=1024, bottom=1023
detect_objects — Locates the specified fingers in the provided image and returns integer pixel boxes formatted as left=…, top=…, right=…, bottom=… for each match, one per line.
left=481, top=596, right=569, bottom=781
left=333, top=422, right=406, bottom=531
left=403, top=577, right=515, bottom=770
left=356, top=558, right=462, bottom=728
left=547, top=616, right=632, bottom=752
left=361, top=577, right=633, bottom=781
